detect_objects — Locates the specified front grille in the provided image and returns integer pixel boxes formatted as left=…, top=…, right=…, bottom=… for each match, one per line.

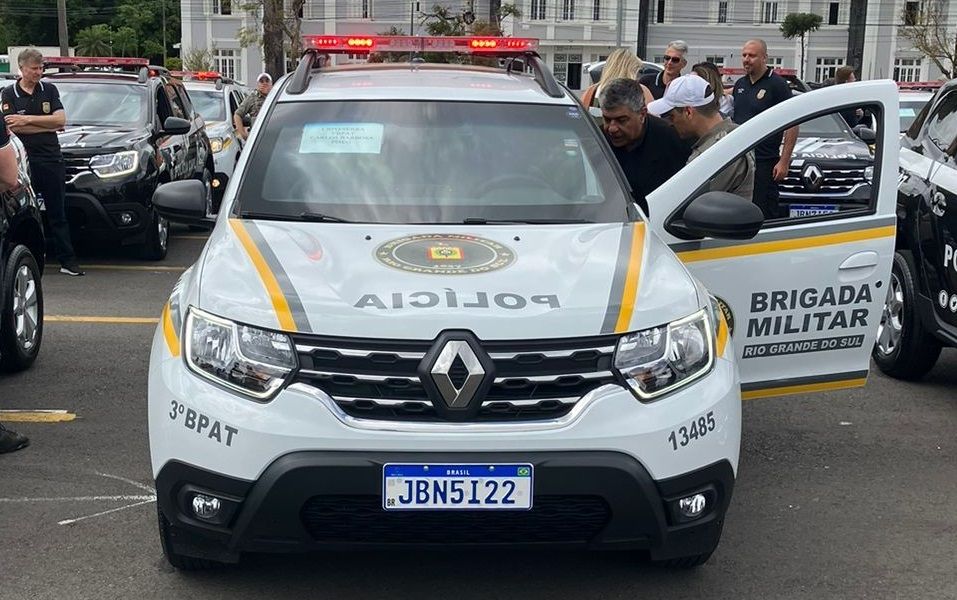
left=301, top=495, right=610, bottom=544
left=63, top=155, right=92, bottom=183
left=780, top=162, right=867, bottom=197
left=290, top=333, right=620, bottom=422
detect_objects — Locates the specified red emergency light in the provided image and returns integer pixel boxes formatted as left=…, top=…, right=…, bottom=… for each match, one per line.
left=302, top=35, right=538, bottom=55
left=897, top=81, right=943, bottom=89
left=43, top=56, right=149, bottom=68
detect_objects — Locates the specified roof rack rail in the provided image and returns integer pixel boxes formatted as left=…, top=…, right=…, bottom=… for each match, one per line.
left=287, top=35, right=563, bottom=98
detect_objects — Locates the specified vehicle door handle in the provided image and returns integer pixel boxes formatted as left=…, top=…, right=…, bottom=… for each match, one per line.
left=839, top=251, right=879, bottom=271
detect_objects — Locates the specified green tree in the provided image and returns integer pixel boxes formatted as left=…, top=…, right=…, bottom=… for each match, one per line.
left=113, top=26, right=139, bottom=57
left=780, top=12, right=823, bottom=80
left=236, top=0, right=306, bottom=77
left=182, top=46, right=216, bottom=71
left=898, top=1, right=957, bottom=78
left=75, top=24, right=113, bottom=57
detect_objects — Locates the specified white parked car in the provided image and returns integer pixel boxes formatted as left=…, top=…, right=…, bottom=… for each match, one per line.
left=147, top=35, right=899, bottom=570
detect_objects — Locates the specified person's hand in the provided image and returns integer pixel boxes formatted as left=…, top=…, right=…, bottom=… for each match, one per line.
left=772, top=159, right=790, bottom=181
left=237, top=127, right=248, bottom=140
left=855, top=108, right=864, bottom=118
left=4, top=114, right=30, bottom=128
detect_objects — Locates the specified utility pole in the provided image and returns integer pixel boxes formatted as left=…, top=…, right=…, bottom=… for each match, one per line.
left=57, top=0, right=69, bottom=56
left=162, top=0, right=168, bottom=65
left=410, top=0, right=415, bottom=36
left=635, top=0, right=650, bottom=59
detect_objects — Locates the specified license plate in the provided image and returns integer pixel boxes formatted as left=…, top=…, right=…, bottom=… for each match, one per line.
left=789, top=204, right=839, bottom=217
left=383, top=463, right=533, bottom=511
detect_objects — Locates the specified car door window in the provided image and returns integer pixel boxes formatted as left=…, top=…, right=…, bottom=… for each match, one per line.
left=173, top=85, right=195, bottom=119
left=164, top=84, right=187, bottom=120
left=924, top=91, right=957, bottom=154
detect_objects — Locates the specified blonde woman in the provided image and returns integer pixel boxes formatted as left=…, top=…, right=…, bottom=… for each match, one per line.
left=581, top=49, right=654, bottom=108
left=692, top=62, right=733, bottom=118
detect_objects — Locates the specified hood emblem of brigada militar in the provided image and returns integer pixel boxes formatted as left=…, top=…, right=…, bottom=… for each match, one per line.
left=430, top=341, right=485, bottom=408
left=376, top=233, right=515, bottom=275
left=802, top=164, right=824, bottom=192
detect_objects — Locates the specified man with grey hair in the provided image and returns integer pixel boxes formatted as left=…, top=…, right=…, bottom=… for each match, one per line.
left=640, top=40, right=688, bottom=100
left=599, top=78, right=690, bottom=214
left=1, top=48, right=84, bottom=275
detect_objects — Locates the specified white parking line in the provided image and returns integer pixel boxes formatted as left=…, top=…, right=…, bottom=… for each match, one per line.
left=0, top=495, right=155, bottom=503
left=58, top=498, right=157, bottom=526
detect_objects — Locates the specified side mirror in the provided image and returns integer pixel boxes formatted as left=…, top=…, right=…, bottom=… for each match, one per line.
left=152, top=179, right=210, bottom=225
left=680, top=191, right=765, bottom=240
left=853, top=125, right=877, bottom=144
left=161, top=116, right=191, bottom=136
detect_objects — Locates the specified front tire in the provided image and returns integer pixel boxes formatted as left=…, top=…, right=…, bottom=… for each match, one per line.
left=872, top=251, right=942, bottom=380
left=0, top=245, right=44, bottom=373
left=140, top=208, right=170, bottom=261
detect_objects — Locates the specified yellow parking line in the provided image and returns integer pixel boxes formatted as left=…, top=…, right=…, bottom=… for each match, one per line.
left=46, top=264, right=187, bottom=272
left=45, top=315, right=159, bottom=324
left=0, top=410, right=77, bottom=423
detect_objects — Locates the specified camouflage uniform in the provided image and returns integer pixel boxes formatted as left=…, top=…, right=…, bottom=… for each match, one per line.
left=235, top=90, right=268, bottom=125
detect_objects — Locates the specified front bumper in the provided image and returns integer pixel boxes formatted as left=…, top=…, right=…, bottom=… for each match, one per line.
left=64, top=173, right=157, bottom=244
left=156, top=452, right=734, bottom=563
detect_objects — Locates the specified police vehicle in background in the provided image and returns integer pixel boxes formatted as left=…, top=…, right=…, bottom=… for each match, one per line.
left=173, top=71, right=248, bottom=215
left=877, top=79, right=957, bottom=379
left=146, top=34, right=899, bottom=570
left=1, top=135, right=45, bottom=372
left=43, top=57, right=214, bottom=259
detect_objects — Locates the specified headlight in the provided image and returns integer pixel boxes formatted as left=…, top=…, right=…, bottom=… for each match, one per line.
left=184, top=307, right=297, bottom=399
left=614, top=309, right=714, bottom=400
left=863, top=165, right=874, bottom=183
left=210, top=137, right=231, bottom=153
left=89, top=150, right=139, bottom=178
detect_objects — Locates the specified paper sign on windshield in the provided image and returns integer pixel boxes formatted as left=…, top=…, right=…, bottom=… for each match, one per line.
left=299, top=123, right=384, bottom=154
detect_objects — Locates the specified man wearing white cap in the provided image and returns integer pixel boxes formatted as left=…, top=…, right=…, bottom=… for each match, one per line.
left=234, top=72, right=273, bottom=141
left=648, top=74, right=754, bottom=200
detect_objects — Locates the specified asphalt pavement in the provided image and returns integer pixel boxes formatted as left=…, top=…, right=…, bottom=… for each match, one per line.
left=0, top=227, right=955, bottom=599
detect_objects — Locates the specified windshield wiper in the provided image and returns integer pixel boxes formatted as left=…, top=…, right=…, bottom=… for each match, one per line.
left=461, top=217, right=593, bottom=225
left=239, top=210, right=351, bottom=223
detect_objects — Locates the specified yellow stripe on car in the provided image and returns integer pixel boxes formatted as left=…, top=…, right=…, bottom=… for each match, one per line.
left=716, top=311, right=729, bottom=357
left=678, top=225, right=896, bottom=263
left=162, top=302, right=180, bottom=357
left=614, top=222, right=646, bottom=333
left=229, top=219, right=298, bottom=331
left=742, top=377, right=867, bottom=400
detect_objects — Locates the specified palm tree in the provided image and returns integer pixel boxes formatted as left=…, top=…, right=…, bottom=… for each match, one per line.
left=75, top=24, right=113, bottom=57
left=112, top=27, right=138, bottom=58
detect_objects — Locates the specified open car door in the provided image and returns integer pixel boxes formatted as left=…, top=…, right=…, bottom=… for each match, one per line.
left=647, top=80, right=898, bottom=399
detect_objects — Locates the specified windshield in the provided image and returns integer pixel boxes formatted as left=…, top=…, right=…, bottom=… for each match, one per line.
left=899, top=99, right=929, bottom=133
left=57, top=82, right=147, bottom=127
left=189, top=90, right=226, bottom=122
left=798, top=113, right=851, bottom=138
left=235, top=101, right=631, bottom=224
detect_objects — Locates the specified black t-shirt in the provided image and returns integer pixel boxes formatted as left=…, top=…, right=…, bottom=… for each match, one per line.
left=0, top=121, right=9, bottom=149
left=609, top=115, right=691, bottom=213
left=638, top=71, right=666, bottom=100
left=0, top=81, right=64, bottom=162
left=731, top=68, right=792, bottom=161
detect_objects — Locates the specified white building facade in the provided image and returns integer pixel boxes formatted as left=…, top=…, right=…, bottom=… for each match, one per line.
left=179, top=0, right=947, bottom=89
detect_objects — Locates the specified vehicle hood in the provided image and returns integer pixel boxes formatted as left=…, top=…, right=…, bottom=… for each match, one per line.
left=196, top=220, right=701, bottom=340
left=791, top=136, right=872, bottom=161
left=58, top=125, right=147, bottom=153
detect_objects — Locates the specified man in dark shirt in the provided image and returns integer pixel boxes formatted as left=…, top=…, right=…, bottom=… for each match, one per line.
left=835, top=65, right=865, bottom=127
left=731, top=39, right=797, bottom=219
left=1, top=48, right=83, bottom=276
left=639, top=40, right=688, bottom=100
left=599, top=77, right=691, bottom=215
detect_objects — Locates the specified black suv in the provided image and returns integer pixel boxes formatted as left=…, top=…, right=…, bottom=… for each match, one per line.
left=1, top=135, right=45, bottom=372
left=43, top=58, right=213, bottom=259
left=875, top=79, right=957, bottom=378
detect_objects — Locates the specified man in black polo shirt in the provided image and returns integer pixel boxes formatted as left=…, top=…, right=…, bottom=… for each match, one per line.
left=639, top=40, right=688, bottom=100
left=731, top=38, right=797, bottom=219
left=1, top=48, right=83, bottom=276
left=599, top=78, right=691, bottom=215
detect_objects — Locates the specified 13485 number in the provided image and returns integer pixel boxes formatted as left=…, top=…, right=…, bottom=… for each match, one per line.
left=668, top=411, right=716, bottom=451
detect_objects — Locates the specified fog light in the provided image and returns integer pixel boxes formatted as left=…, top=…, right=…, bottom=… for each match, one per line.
left=678, top=493, right=707, bottom=519
left=191, top=494, right=222, bottom=520
left=211, top=177, right=221, bottom=189
left=119, top=212, right=134, bottom=225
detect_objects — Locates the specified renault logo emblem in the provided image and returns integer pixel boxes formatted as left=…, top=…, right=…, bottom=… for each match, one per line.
left=430, top=341, right=486, bottom=408
left=802, top=164, right=824, bottom=192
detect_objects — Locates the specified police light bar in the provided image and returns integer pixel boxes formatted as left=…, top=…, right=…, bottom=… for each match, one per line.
left=43, top=56, right=149, bottom=68
left=897, top=81, right=943, bottom=89
left=719, top=66, right=797, bottom=76
left=302, top=35, right=538, bottom=54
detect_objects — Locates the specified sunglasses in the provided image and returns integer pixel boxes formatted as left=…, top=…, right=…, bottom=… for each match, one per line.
left=663, top=55, right=683, bottom=64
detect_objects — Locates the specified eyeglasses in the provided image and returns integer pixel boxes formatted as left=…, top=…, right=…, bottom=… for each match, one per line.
left=663, top=55, right=683, bottom=64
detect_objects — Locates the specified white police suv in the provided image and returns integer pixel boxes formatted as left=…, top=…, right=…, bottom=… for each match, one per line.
left=148, top=35, right=900, bottom=570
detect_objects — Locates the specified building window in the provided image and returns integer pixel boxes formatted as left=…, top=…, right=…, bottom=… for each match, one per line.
left=530, top=0, right=546, bottom=20
left=815, top=57, right=843, bottom=81
left=561, top=0, right=575, bottom=20
left=828, top=1, right=839, bottom=25
left=904, top=1, right=920, bottom=26
left=768, top=56, right=783, bottom=67
left=653, top=55, right=665, bottom=64
left=213, top=49, right=239, bottom=80
left=213, top=0, right=232, bottom=15
left=717, top=1, right=728, bottom=23
left=347, top=0, right=372, bottom=18
left=761, top=1, right=778, bottom=23
left=894, top=58, right=923, bottom=82
left=705, top=55, right=725, bottom=68
left=553, top=52, right=583, bottom=88
left=592, top=0, right=600, bottom=20
left=656, top=0, right=665, bottom=23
